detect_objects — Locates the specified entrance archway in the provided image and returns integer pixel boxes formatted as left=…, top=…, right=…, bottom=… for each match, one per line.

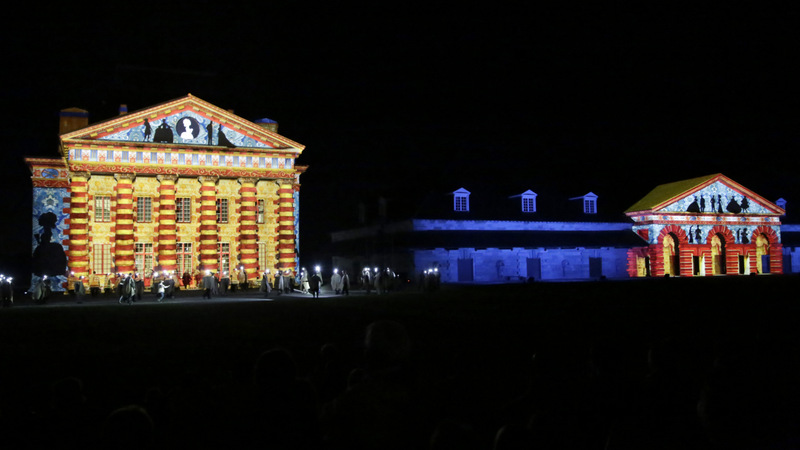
left=756, top=233, right=770, bottom=274
left=662, top=233, right=679, bottom=276
left=711, top=234, right=727, bottom=275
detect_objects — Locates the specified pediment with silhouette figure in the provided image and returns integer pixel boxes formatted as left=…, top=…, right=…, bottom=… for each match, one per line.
left=60, top=94, right=304, bottom=152
left=626, top=174, right=784, bottom=216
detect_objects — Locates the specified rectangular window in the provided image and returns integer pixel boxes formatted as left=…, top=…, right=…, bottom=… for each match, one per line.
left=522, top=197, right=536, bottom=213
left=258, top=241, right=269, bottom=274
left=94, top=196, right=111, bottom=222
left=136, top=197, right=152, bottom=222
left=218, top=242, right=230, bottom=274
left=91, top=244, right=112, bottom=275
left=257, top=199, right=266, bottom=224
left=216, top=198, right=229, bottom=223
left=454, top=195, right=468, bottom=212
left=179, top=153, right=185, bottom=165
left=177, top=242, right=193, bottom=275
left=134, top=242, right=154, bottom=274
left=584, top=199, right=596, bottom=214
left=176, top=197, right=192, bottom=223
left=136, top=152, right=143, bottom=163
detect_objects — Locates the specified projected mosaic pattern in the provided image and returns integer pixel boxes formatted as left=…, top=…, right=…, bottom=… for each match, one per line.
left=659, top=181, right=773, bottom=214
left=634, top=223, right=782, bottom=245
left=100, top=111, right=273, bottom=148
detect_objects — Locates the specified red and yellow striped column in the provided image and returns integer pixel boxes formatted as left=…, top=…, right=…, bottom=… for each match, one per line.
left=67, top=172, right=90, bottom=278
left=276, top=179, right=297, bottom=271
left=198, top=176, right=219, bottom=272
left=114, top=173, right=136, bottom=274
left=238, top=177, right=259, bottom=280
left=157, top=174, right=178, bottom=273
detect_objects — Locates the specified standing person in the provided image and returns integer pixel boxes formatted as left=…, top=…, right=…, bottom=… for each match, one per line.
left=297, top=269, right=307, bottom=294
left=134, top=273, right=144, bottom=301
left=238, top=268, right=248, bottom=292
left=302, top=269, right=311, bottom=294
left=88, top=271, right=101, bottom=297
left=276, top=270, right=285, bottom=295
left=220, top=271, right=230, bottom=296
left=182, top=270, right=191, bottom=289
left=331, top=269, right=342, bottom=295
left=309, top=270, right=322, bottom=298
left=202, top=271, right=215, bottom=299
left=341, top=270, right=350, bottom=295
left=157, top=280, right=166, bottom=302
left=362, top=268, right=372, bottom=294
left=260, top=271, right=271, bottom=298
left=75, top=276, right=86, bottom=304
left=230, top=269, right=239, bottom=293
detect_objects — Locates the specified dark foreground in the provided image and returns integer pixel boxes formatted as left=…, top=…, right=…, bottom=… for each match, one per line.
left=2, top=276, right=800, bottom=449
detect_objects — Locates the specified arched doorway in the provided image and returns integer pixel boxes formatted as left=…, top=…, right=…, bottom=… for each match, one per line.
left=662, top=233, right=679, bottom=276
left=756, top=233, right=771, bottom=274
left=711, top=234, right=727, bottom=275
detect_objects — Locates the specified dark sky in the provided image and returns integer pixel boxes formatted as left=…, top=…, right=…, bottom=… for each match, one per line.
left=3, top=3, right=800, bottom=271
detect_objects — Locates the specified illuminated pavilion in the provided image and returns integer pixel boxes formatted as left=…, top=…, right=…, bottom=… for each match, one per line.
left=27, top=94, right=306, bottom=290
left=625, top=174, right=785, bottom=277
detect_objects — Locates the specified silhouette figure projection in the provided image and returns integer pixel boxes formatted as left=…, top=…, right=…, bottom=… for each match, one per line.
left=217, top=126, right=236, bottom=148
left=717, top=195, right=723, bottom=213
left=32, top=212, right=67, bottom=277
left=710, top=195, right=716, bottom=212
left=726, top=196, right=742, bottom=214
left=687, top=226, right=694, bottom=243
left=177, top=117, right=199, bottom=140
left=740, top=229, right=750, bottom=244
left=695, top=227, right=702, bottom=243
left=687, top=196, right=700, bottom=213
left=700, top=195, right=706, bottom=212
left=153, top=119, right=174, bottom=143
left=207, top=123, right=214, bottom=145
left=143, top=118, right=152, bottom=142
left=741, top=197, right=750, bottom=212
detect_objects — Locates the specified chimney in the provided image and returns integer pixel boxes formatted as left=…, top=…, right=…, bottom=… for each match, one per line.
left=255, top=117, right=279, bottom=133
left=59, top=108, right=89, bottom=135
left=119, top=104, right=128, bottom=115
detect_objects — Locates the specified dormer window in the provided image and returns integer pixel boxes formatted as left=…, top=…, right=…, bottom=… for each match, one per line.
left=584, top=198, right=596, bottom=214
left=453, top=188, right=470, bottom=212
left=517, top=190, right=537, bottom=213
left=570, top=192, right=598, bottom=214
left=777, top=198, right=787, bottom=215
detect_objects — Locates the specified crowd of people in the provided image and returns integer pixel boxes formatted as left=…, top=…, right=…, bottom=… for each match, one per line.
left=2, top=314, right=794, bottom=449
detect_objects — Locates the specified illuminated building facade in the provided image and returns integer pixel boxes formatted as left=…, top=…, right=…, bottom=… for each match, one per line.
left=28, top=95, right=306, bottom=290
left=330, top=186, right=644, bottom=283
left=625, top=174, right=785, bottom=277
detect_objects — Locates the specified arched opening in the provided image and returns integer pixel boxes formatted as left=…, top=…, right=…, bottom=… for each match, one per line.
left=711, top=234, right=727, bottom=275
left=662, top=233, right=679, bottom=276
left=756, top=233, right=771, bottom=274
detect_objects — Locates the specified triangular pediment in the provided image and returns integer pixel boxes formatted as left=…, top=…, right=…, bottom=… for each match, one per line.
left=60, top=94, right=303, bottom=153
left=626, top=174, right=784, bottom=215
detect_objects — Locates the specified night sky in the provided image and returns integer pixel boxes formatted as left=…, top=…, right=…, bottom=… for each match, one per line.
left=3, top=3, right=800, bottom=277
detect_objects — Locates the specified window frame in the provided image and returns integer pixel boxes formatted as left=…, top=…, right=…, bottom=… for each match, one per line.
left=136, top=196, right=153, bottom=223
left=94, top=196, right=112, bottom=222
left=216, top=198, right=229, bottom=223
left=176, top=197, right=192, bottom=223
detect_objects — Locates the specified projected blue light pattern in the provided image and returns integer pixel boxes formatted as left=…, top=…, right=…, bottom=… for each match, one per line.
left=31, top=187, right=68, bottom=292
left=100, top=111, right=272, bottom=148
left=659, top=181, right=772, bottom=215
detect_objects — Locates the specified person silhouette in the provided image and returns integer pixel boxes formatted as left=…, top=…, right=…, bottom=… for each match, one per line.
left=143, top=118, right=151, bottom=141
left=180, top=118, right=194, bottom=140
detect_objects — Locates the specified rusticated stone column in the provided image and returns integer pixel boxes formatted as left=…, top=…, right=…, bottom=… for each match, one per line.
left=114, top=173, right=136, bottom=274
left=198, top=176, right=219, bottom=272
left=238, top=177, right=259, bottom=280
left=275, top=179, right=296, bottom=271
left=157, top=174, right=178, bottom=273
left=67, top=172, right=91, bottom=278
